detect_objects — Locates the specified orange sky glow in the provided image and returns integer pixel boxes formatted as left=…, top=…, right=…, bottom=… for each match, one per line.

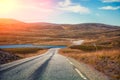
left=0, top=0, right=56, bottom=22
left=0, top=0, right=120, bottom=25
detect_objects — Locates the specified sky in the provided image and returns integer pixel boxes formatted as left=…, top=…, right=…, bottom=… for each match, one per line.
left=0, top=0, right=120, bottom=26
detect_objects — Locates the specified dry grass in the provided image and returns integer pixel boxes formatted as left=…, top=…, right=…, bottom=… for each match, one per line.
left=3, top=48, right=42, bottom=53
left=60, top=48, right=120, bottom=80
left=0, top=23, right=120, bottom=45
left=37, top=41, right=71, bottom=46
left=0, top=47, right=48, bottom=64
left=2, top=48, right=48, bottom=58
left=69, top=45, right=111, bottom=52
left=16, top=49, right=47, bottom=58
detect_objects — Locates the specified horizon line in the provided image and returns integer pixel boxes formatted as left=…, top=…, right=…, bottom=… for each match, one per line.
left=0, top=18, right=120, bottom=26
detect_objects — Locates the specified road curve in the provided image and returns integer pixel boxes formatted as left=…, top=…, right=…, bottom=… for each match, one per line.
left=0, top=48, right=88, bottom=80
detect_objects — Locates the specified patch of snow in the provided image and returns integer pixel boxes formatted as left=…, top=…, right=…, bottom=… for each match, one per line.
left=72, top=40, right=84, bottom=45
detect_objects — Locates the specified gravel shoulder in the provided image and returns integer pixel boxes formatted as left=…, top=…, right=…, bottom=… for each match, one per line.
left=67, top=57, right=110, bottom=80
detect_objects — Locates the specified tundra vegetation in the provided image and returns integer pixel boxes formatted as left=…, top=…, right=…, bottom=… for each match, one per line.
left=0, top=19, right=120, bottom=80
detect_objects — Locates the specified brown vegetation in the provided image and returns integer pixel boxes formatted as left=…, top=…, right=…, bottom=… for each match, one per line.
left=0, top=49, right=20, bottom=64
left=60, top=48, right=120, bottom=80
left=0, top=18, right=120, bottom=45
left=0, top=18, right=120, bottom=79
left=0, top=48, right=47, bottom=64
left=60, top=36, right=120, bottom=80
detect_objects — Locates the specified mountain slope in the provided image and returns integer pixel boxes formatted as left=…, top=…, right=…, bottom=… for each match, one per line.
left=0, top=18, right=120, bottom=45
left=0, top=18, right=25, bottom=24
left=61, top=23, right=119, bottom=32
left=0, top=18, right=119, bottom=31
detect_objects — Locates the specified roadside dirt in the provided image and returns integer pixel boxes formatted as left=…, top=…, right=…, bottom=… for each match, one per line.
left=68, top=57, right=110, bottom=80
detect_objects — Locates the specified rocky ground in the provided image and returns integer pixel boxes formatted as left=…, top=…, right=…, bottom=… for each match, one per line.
left=0, top=49, right=20, bottom=64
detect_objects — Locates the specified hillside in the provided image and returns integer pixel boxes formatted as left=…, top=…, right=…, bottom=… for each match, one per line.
left=0, top=18, right=28, bottom=31
left=0, top=49, right=20, bottom=64
left=0, top=18, right=25, bottom=24
left=0, top=18, right=120, bottom=80
left=62, top=23, right=119, bottom=31
left=0, top=18, right=120, bottom=45
left=0, top=18, right=119, bottom=30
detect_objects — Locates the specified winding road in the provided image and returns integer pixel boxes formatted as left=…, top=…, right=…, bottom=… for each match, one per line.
left=0, top=48, right=88, bottom=80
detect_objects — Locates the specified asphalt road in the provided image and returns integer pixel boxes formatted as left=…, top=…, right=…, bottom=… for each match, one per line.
left=0, top=48, right=88, bottom=80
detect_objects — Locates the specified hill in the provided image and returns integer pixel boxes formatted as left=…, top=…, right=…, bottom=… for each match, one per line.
left=0, top=18, right=25, bottom=24
left=0, top=18, right=119, bottom=30
left=0, top=18, right=120, bottom=45
left=0, top=18, right=28, bottom=31
left=0, top=49, right=20, bottom=64
left=0, top=18, right=119, bottom=80
left=62, top=23, right=119, bottom=30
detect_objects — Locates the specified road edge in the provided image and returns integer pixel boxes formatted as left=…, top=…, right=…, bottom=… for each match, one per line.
left=67, top=57, right=110, bottom=80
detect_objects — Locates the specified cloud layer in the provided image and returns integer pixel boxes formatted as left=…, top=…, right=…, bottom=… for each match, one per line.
left=102, top=0, right=120, bottom=3
left=99, top=6, right=120, bottom=10
left=58, top=0, right=90, bottom=14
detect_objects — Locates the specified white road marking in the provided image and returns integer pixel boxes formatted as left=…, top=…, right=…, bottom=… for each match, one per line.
left=66, top=58, right=87, bottom=80
left=69, top=61, right=74, bottom=65
left=75, top=68, right=87, bottom=80
left=66, top=59, right=74, bottom=65
left=66, top=58, right=69, bottom=61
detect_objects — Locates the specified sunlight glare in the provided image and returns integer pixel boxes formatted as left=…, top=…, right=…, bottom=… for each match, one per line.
left=0, top=0, right=18, bottom=14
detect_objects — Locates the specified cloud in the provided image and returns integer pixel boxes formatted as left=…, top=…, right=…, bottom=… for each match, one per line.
left=102, top=0, right=120, bottom=3
left=95, top=13, right=100, bottom=16
left=57, top=0, right=90, bottom=14
left=99, top=6, right=120, bottom=10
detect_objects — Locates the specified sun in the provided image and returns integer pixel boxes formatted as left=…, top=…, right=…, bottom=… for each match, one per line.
left=0, top=0, right=18, bottom=14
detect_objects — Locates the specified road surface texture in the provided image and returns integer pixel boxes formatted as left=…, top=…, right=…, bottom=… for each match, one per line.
left=0, top=48, right=109, bottom=80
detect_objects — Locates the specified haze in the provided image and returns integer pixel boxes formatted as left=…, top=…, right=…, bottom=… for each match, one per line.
left=0, top=0, right=120, bottom=26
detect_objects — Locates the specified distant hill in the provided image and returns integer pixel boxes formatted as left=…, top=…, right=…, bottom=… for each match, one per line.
left=62, top=23, right=119, bottom=30
left=0, top=18, right=25, bottom=24
left=29, top=22, right=63, bottom=30
left=28, top=22, right=120, bottom=32
left=0, top=18, right=119, bottom=31
left=0, top=18, right=120, bottom=45
left=0, top=18, right=27, bottom=31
